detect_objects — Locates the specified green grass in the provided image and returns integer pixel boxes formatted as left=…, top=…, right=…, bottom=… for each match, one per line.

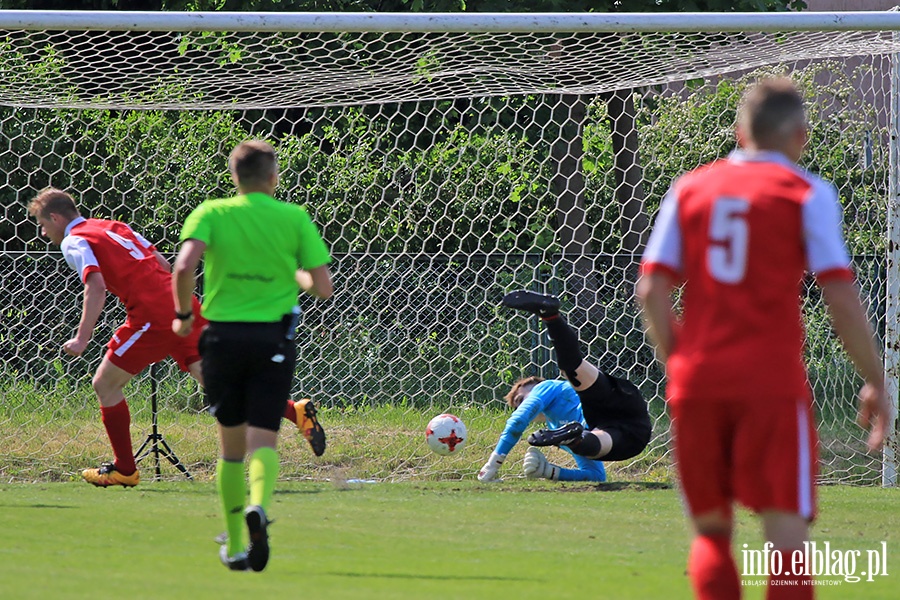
left=0, top=386, right=673, bottom=483
left=0, top=483, right=896, bottom=599
left=1, top=378, right=880, bottom=485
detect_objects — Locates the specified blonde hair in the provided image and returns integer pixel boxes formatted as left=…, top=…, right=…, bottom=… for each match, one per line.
left=27, top=187, right=79, bottom=219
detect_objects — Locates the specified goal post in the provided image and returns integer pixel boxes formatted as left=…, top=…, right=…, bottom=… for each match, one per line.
left=885, top=28, right=900, bottom=488
left=0, top=10, right=896, bottom=486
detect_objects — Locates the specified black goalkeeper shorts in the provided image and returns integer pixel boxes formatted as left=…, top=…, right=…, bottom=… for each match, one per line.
left=199, top=321, right=294, bottom=431
left=578, top=372, right=652, bottom=461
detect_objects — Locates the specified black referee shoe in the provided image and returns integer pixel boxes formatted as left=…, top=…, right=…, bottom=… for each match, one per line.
left=528, top=422, right=584, bottom=447
left=245, top=505, right=270, bottom=572
left=219, top=546, right=250, bottom=571
left=501, top=290, right=561, bottom=317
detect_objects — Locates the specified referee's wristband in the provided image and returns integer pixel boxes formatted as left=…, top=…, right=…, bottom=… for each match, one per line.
left=175, top=310, right=194, bottom=320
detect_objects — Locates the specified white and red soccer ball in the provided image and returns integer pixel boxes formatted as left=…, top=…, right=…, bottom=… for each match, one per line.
left=425, top=413, right=467, bottom=456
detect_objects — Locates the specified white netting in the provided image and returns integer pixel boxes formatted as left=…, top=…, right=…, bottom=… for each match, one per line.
left=2, top=28, right=899, bottom=109
left=0, top=13, right=895, bottom=484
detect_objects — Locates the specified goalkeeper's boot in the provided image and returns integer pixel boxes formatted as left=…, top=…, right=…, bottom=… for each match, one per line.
left=295, top=398, right=326, bottom=457
left=523, top=448, right=560, bottom=481
left=244, top=505, right=270, bottom=572
left=219, top=546, right=250, bottom=572
left=501, top=290, right=561, bottom=317
left=528, top=422, right=585, bottom=447
left=81, top=462, right=140, bottom=487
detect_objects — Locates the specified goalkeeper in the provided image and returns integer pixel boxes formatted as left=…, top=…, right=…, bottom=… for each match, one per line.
left=478, top=291, right=651, bottom=482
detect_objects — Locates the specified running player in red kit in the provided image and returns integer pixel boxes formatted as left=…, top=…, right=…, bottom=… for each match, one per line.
left=636, top=78, right=890, bottom=600
left=29, top=188, right=325, bottom=487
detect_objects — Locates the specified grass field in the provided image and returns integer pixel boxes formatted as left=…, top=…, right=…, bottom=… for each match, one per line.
left=2, top=377, right=880, bottom=485
left=0, top=390, right=675, bottom=484
left=0, top=482, right=896, bottom=599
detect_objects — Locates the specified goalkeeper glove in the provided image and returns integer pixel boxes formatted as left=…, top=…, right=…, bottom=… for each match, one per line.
left=477, top=451, right=506, bottom=481
left=523, top=447, right=560, bottom=481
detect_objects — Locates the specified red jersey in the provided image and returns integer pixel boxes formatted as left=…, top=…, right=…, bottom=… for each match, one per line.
left=61, top=217, right=175, bottom=329
left=640, top=150, right=854, bottom=403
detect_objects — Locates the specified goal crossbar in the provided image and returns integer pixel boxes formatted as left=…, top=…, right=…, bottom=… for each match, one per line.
left=1, top=10, right=900, bottom=33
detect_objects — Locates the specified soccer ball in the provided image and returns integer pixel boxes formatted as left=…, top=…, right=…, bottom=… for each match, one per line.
left=425, top=413, right=467, bottom=456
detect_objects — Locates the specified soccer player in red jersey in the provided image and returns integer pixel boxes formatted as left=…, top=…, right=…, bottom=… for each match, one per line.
left=636, top=78, right=890, bottom=600
left=28, top=189, right=325, bottom=487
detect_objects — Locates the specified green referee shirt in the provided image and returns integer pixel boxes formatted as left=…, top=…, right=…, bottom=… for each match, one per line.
left=180, top=192, right=331, bottom=322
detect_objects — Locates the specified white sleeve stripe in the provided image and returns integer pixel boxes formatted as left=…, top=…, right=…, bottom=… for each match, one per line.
left=60, top=235, right=100, bottom=279
left=641, top=189, right=682, bottom=271
left=802, top=179, right=851, bottom=275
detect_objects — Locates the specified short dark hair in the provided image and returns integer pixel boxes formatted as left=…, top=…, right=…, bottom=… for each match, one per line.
left=27, top=187, right=79, bottom=219
left=504, top=375, right=545, bottom=408
left=228, top=140, right=278, bottom=187
left=737, top=77, right=806, bottom=147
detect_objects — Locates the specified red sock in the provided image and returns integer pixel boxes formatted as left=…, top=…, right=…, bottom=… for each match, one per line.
left=688, top=534, right=741, bottom=600
left=767, top=550, right=813, bottom=600
left=100, top=400, right=136, bottom=475
left=283, top=399, right=296, bottom=423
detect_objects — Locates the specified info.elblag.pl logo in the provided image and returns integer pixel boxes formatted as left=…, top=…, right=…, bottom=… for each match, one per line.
left=741, top=541, right=889, bottom=585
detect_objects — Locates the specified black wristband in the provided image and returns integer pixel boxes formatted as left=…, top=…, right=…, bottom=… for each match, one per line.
left=175, top=310, right=193, bottom=320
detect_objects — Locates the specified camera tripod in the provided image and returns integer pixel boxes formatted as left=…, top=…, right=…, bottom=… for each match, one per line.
left=134, top=363, right=193, bottom=481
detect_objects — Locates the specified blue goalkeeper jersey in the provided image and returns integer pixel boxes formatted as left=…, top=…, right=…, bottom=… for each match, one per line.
left=493, top=379, right=606, bottom=481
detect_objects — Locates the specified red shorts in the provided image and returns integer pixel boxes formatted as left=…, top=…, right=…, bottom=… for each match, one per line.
left=106, top=312, right=208, bottom=375
left=669, top=394, right=818, bottom=521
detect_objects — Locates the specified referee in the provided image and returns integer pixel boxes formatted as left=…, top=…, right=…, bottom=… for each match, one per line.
left=172, top=140, right=333, bottom=572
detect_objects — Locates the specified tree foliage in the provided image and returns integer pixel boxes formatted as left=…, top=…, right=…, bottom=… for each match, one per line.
left=638, top=64, right=887, bottom=255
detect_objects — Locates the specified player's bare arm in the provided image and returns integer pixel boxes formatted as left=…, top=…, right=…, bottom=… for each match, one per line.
left=171, top=238, right=206, bottom=337
left=635, top=272, right=677, bottom=363
left=820, top=279, right=892, bottom=451
left=63, top=270, right=106, bottom=357
left=296, top=265, right=333, bottom=300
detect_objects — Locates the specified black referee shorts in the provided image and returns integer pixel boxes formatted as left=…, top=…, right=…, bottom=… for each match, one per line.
left=578, top=372, right=652, bottom=461
left=199, top=321, right=294, bottom=431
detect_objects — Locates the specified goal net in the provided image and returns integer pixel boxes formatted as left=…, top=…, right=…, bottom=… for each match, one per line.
left=1, top=11, right=897, bottom=485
